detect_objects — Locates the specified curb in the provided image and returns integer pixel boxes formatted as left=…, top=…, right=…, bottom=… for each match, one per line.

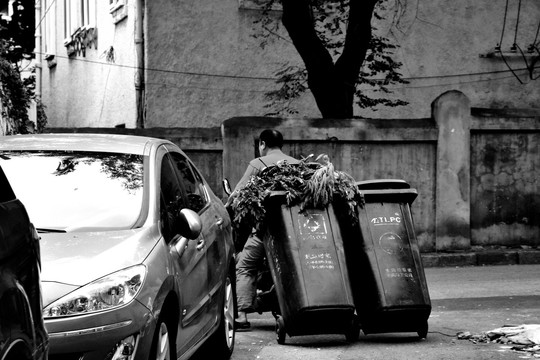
left=421, top=249, right=540, bottom=268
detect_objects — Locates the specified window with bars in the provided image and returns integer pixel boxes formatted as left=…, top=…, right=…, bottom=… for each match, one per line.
left=63, top=0, right=95, bottom=40
left=63, top=0, right=97, bottom=57
left=43, top=0, right=56, bottom=59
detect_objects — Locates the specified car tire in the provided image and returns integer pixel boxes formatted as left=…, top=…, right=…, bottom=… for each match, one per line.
left=4, top=343, right=32, bottom=360
left=202, top=271, right=236, bottom=359
left=149, top=309, right=177, bottom=360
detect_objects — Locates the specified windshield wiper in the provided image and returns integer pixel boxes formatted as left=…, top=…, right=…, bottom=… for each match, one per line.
left=37, top=228, right=67, bottom=233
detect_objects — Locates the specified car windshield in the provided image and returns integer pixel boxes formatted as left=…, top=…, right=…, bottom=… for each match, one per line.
left=0, top=151, right=144, bottom=231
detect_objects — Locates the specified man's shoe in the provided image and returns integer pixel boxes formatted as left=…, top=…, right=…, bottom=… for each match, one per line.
left=234, top=320, right=251, bottom=331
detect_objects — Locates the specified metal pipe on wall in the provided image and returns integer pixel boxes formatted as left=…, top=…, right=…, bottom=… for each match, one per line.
left=35, top=0, right=42, bottom=102
left=134, top=0, right=145, bottom=128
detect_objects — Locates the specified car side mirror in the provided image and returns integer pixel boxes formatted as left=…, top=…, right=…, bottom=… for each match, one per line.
left=222, top=178, right=232, bottom=196
left=176, top=208, right=202, bottom=240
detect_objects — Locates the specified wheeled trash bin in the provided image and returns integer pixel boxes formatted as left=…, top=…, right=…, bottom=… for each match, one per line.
left=344, top=179, right=431, bottom=338
left=262, top=191, right=359, bottom=344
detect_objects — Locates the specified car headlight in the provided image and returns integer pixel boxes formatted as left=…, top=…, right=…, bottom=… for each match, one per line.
left=43, top=265, right=146, bottom=318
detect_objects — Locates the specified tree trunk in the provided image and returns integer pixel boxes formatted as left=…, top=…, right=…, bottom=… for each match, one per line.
left=281, top=0, right=378, bottom=119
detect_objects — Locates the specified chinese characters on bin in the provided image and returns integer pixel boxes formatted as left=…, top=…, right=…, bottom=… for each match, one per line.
left=305, top=252, right=335, bottom=270
left=385, top=267, right=414, bottom=278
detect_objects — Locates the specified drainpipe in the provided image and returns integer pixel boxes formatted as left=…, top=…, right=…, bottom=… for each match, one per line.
left=134, top=0, right=145, bottom=128
left=35, top=0, right=42, bottom=110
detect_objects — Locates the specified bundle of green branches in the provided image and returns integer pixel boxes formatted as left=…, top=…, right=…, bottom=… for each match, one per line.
left=228, top=154, right=363, bottom=237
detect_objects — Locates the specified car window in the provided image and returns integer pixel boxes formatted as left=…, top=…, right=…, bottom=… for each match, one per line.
left=160, top=155, right=187, bottom=240
left=0, top=166, right=16, bottom=203
left=0, top=151, right=144, bottom=231
left=169, top=152, right=208, bottom=213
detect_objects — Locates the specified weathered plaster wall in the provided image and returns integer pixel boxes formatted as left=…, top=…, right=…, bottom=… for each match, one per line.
left=144, top=0, right=318, bottom=128
left=471, top=124, right=540, bottom=247
left=370, top=0, right=540, bottom=120
left=144, top=0, right=540, bottom=127
left=432, top=91, right=471, bottom=251
left=40, top=0, right=539, bottom=128
left=45, top=91, right=539, bottom=251
left=221, top=116, right=438, bottom=251
left=221, top=93, right=539, bottom=251
left=41, top=2, right=138, bottom=128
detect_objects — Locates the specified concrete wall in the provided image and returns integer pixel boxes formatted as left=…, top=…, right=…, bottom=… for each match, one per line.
left=470, top=108, right=540, bottom=247
left=45, top=92, right=540, bottom=252
left=222, top=91, right=540, bottom=252
left=432, top=91, right=471, bottom=250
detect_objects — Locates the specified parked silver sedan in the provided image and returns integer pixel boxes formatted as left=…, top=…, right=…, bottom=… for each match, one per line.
left=0, top=134, right=236, bottom=360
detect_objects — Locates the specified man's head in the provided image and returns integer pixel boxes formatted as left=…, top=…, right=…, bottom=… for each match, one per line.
left=258, top=129, right=283, bottom=156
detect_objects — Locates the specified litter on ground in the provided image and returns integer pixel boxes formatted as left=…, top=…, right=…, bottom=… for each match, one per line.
left=457, top=324, right=540, bottom=357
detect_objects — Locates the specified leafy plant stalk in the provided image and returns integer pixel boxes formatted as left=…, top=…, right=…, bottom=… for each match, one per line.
left=229, top=154, right=364, bottom=238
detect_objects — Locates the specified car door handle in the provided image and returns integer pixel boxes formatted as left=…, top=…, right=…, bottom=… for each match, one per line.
left=196, top=239, right=205, bottom=251
left=174, top=237, right=189, bottom=258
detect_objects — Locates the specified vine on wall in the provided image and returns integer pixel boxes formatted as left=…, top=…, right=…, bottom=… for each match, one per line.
left=0, top=0, right=47, bottom=135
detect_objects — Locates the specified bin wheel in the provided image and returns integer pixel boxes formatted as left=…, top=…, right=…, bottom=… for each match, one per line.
left=345, top=316, right=360, bottom=342
left=275, top=316, right=286, bottom=345
left=417, top=321, right=428, bottom=339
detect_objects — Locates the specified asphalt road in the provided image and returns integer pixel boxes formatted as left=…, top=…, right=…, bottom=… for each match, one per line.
left=229, top=264, right=540, bottom=360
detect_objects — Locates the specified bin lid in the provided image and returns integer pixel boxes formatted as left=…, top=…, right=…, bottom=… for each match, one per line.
left=355, top=179, right=410, bottom=190
left=355, top=180, right=418, bottom=205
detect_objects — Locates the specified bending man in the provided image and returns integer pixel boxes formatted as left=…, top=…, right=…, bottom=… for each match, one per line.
left=229, top=129, right=299, bottom=330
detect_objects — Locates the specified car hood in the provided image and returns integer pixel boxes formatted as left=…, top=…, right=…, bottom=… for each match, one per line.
left=39, top=226, right=159, bottom=306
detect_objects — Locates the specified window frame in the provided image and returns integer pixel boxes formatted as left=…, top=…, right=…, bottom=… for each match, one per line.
left=43, top=0, right=57, bottom=59
left=159, top=153, right=189, bottom=241
left=168, top=152, right=210, bottom=214
left=63, top=0, right=96, bottom=41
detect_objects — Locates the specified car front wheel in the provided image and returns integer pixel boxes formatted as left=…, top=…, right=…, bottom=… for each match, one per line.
left=150, top=313, right=177, bottom=360
left=202, top=272, right=236, bottom=359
